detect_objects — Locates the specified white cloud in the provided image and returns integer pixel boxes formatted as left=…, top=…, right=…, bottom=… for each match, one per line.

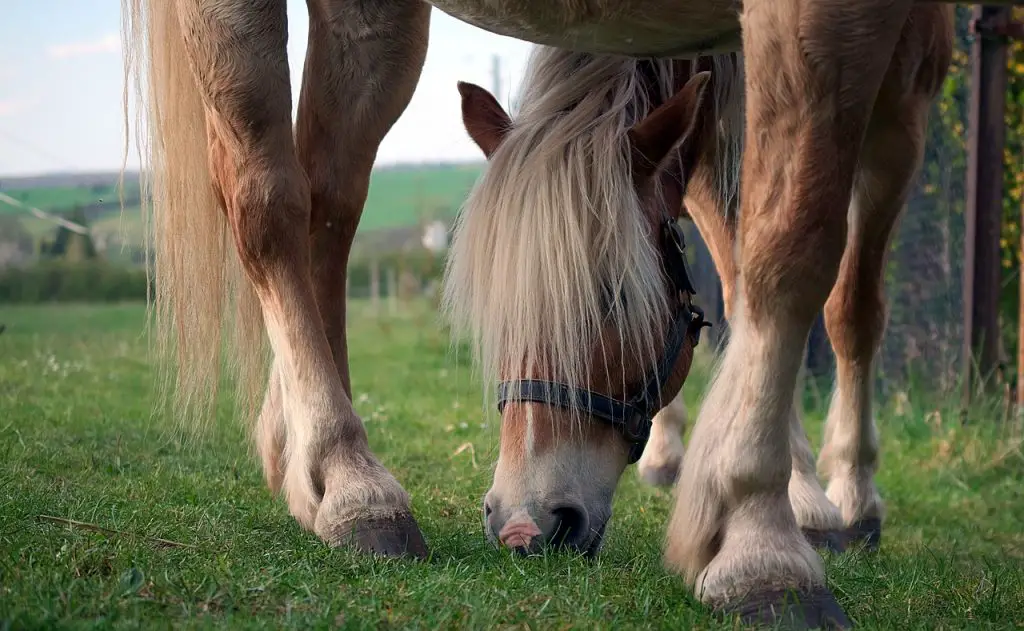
left=0, top=98, right=34, bottom=117
left=47, top=34, right=120, bottom=60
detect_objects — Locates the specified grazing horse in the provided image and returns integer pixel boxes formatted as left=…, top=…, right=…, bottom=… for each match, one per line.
left=121, top=0, right=968, bottom=627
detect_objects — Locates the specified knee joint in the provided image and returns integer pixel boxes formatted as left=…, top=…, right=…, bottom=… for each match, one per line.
left=228, top=166, right=311, bottom=282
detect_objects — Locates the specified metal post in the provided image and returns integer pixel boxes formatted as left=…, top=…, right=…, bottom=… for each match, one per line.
left=387, top=268, right=398, bottom=316
left=1018, top=194, right=1024, bottom=413
left=370, top=258, right=380, bottom=315
left=963, top=5, right=1012, bottom=404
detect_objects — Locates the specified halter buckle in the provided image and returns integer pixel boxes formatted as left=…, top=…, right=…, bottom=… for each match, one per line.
left=622, top=409, right=650, bottom=444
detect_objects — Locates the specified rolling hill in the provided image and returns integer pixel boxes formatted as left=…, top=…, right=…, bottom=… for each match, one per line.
left=0, top=162, right=486, bottom=250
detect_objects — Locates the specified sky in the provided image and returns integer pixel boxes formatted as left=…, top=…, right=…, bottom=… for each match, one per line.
left=0, top=1, right=536, bottom=177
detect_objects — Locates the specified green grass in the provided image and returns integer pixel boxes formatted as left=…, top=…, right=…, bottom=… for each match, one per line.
left=357, top=163, right=483, bottom=232
left=1, top=303, right=1022, bottom=629
left=1, top=163, right=484, bottom=248
left=0, top=184, right=130, bottom=215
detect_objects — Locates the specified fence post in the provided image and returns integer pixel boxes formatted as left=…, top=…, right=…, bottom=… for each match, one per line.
left=370, top=258, right=380, bottom=315
left=387, top=267, right=398, bottom=316
left=962, top=5, right=1013, bottom=405
left=1018, top=194, right=1024, bottom=416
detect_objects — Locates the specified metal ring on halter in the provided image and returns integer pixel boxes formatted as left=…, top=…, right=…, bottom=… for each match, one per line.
left=496, top=215, right=710, bottom=465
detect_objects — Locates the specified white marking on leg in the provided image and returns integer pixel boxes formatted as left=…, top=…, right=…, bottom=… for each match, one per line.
left=820, top=360, right=884, bottom=524
left=262, top=303, right=322, bottom=528
left=788, top=361, right=843, bottom=531
left=255, top=359, right=286, bottom=494
left=638, top=392, right=687, bottom=487
left=667, top=304, right=824, bottom=603
left=788, top=407, right=844, bottom=531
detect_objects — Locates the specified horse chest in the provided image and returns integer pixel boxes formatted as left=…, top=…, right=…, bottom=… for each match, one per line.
left=425, top=0, right=742, bottom=56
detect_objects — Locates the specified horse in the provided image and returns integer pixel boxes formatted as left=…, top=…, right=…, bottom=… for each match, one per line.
left=121, top=0, right=964, bottom=628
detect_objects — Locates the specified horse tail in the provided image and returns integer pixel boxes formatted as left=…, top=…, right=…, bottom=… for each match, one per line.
left=122, top=0, right=267, bottom=434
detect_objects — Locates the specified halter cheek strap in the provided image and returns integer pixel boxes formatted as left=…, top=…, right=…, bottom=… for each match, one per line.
left=496, top=216, right=710, bottom=465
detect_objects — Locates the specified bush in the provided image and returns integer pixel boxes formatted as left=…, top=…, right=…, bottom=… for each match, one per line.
left=0, top=260, right=150, bottom=304
left=0, top=249, right=445, bottom=305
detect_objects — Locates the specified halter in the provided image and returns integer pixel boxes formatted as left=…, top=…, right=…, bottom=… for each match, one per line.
left=496, top=215, right=710, bottom=464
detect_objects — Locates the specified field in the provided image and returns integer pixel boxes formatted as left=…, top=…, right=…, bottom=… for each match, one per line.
left=1, top=162, right=485, bottom=250
left=1, top=302, right=1023, bottom=629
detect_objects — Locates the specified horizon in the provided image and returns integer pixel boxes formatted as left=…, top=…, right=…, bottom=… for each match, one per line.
left=0, top=159, right=487, bottom=185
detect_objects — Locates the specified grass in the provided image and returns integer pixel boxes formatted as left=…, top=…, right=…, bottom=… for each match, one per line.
left=0, top=184, right=131, bottom=215
left=1, top=163, right=484, bottom=250
left=1, top=302, right=1022, bottom=629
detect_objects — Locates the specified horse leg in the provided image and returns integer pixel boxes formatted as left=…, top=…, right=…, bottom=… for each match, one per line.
left=665, top=0, right=914, bottom=626
left=256, top=359, right=286, bottom=494
left=295, top=0, right=431, bottom=543
left=177, top=0, right=427, bottom=556
left=669, top=115, right=846, bottom=547
left=638, top=393, right=688, bottom=486
left=819, top=4, right=953, bottom=551
left=789, top=362, right=847, bottom=551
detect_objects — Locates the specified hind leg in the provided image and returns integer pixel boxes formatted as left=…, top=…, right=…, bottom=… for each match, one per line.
left=819, top=5, right=953, bottom=551
left=177, top=0, right=427, bottom=557
left=295, top=0, right=430, bottom=546
left=665, top=0, right=914, bottom=626
left=256, top=360, right=286, bottom=494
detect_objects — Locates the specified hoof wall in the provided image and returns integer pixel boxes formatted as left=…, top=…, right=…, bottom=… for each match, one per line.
left=325, top=511, right=429, bottom=560
left=638, top=461, right=680, bottom=487
left=721, top=586, right=852, bottom=630
left=802, top=527, right=847, bottom=554
left=845, top=517, right=881, bottom=551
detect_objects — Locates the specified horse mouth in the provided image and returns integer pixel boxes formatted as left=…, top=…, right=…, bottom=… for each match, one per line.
left=494, top=518, right=609, bottom=558
left=582, top=521, right=608, bottom=558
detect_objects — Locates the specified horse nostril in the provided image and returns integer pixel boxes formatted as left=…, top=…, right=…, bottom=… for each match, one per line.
left=549, top=505, right=587, bottom=547
left=485, top=503, right=493, bottom=517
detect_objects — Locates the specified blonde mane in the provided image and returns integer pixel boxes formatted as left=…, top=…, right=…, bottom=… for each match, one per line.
left=442, top=47, right=742, bottom=413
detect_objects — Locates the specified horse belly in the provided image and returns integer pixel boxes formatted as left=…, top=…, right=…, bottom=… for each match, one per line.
left=426, top=0, right=741, bottom=56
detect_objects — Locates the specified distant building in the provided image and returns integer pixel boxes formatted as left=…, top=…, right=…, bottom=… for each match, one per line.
left=421, top=220, right=448, bottom=253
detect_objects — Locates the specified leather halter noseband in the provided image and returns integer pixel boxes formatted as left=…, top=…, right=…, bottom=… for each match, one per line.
left=496, top=215, right=710, bottom=465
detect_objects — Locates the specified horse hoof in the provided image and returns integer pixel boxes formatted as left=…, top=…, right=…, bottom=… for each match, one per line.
left=845, top=517, right=881, bottom=551
left=637, top=460, right=680, bottom=487
left=802, top=527, right=847, bottom=554
left=721, top=586, right=852, bottom=630
left=323, top=511, right=429, bottom=559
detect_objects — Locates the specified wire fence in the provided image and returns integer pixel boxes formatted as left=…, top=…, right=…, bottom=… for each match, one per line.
left=686, top=7, right=1024, bottom=405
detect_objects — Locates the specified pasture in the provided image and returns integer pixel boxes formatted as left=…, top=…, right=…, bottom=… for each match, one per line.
left=1, top=302, right=1022, bottom=629
left=1, top=163, right=484, bottom=253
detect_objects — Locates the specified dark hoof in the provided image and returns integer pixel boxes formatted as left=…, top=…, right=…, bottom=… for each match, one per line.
left=844, top=517, right=881, bottom=551
left=802, top=527, right=847, bottom=554
left=721, top=586, right=852, bottom=630
left=327, top=512, right=429, bottom=559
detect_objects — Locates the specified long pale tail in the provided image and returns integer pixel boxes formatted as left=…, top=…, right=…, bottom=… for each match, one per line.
left=122, top=0, right=267, bottom=432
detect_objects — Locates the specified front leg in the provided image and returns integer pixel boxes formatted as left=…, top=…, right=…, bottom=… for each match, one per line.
left=677, top=114, right=845, bottom=551
left=664, top=0, right=914, bottom=627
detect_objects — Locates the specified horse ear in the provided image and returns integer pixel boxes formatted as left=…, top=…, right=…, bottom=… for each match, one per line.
left=627, top=71, right=713, bottom=181
left=458, top=81, right=512, bottom=160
